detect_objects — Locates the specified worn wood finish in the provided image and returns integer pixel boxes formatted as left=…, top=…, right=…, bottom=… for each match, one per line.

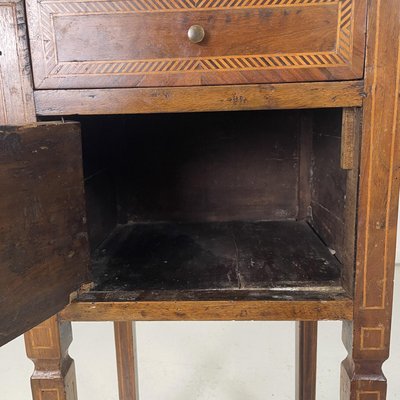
left=34, top=81, right=365, bottom=116
left=341, top=108, right=358, bottom=170
left=298, top=111, right=313, bottom=220
left=340, top=1, right=400, bottom=399
left=0, top=123, right=89, bottom=346
left=0, top=0, right=35, bottom=124
left=112, top=111, right=299, bottom=223
left=61, top=298, right=352, bottom=321
left=25, top=316, right=78, bottom=400
left=296, top=321, right=318, bottom=400
left=26, top=0, right=367, bottom=88
left=114, top=322, right=139, bottom=400
left=310, top=108, right=348, bottom=263
left=341, top=107, right=361, bottom=295
left=90, top=221, right=342, bottom=292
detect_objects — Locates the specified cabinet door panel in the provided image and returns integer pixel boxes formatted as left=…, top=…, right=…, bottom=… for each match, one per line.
left=0, top=122, right=89, bottom=346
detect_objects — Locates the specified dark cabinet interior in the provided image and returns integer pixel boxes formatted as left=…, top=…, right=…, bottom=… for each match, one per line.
left=57, top=109, right=358, bottom=302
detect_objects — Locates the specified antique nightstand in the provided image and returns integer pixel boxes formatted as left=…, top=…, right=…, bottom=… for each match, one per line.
left=0, top=0, right=399, bottom=399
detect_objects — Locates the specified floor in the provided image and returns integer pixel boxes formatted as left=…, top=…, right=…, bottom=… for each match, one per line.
left=0, top=266, right=399, bottom=400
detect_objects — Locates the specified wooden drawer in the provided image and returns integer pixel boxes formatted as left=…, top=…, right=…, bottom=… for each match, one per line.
left=26, top=0, right=367, bottom=89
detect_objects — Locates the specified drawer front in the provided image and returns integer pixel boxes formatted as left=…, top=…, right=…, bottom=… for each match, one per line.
left=26, top=0, right=367, bottom=88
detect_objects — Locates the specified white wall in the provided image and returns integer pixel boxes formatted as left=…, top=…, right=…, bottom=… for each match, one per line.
left=1, top=209, right=400, bottom=400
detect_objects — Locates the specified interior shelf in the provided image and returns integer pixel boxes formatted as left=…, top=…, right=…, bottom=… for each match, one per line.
left=85, top=220, right=346, bottom=301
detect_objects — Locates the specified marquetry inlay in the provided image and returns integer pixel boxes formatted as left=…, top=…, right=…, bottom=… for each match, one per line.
left=360, top=327, right=385, bottom=351
left=356, top=391, right=381, bottom=400
left=37, top=0, right=354, bottom=77
left=27, top=323, right=54, bottom=349
left=37, top=388, right=61, bottom=400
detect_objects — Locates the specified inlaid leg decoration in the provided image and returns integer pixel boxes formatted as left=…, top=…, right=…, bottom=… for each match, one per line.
left=114, top=321, right=139, bottom=400
left=341, top=321, right=388, bottom=400
left=296, top=321, right=318, bottom=400
left=340, top=1, right=400, bottom=399
left=25, top=315, right=78, bottom=400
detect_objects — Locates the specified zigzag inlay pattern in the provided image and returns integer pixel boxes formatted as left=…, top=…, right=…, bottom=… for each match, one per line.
left=42, top=0, right=339, bottom=13
left=53, top=52, right=346, bottom=76
left=338, top=0, right=353, bottom=60
left=39, top=0, right=353, bottom=77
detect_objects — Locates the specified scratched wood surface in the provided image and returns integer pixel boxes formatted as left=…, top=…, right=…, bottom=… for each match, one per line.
left=0, top=123, right=89, bottom=346
left=0, top=0, right=35, bottom=124
left=90, top=221, right=342, bottom=293
left=34, top=81, right=365, bottom=116
left=26, top=0, right=367, bottom=88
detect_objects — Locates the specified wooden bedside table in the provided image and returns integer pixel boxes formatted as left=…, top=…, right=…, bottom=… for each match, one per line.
left=0, top=0, right=399, bottom=399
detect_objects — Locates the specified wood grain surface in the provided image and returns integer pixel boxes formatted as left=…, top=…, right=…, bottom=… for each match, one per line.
left=34, top=81, right=365, bottom=116
left=114, top=322, right=139, bottom=400
left=61, top=297, right=353, bottom=321
left=0, top=0, right=35, bottom=124
left=25, top=316, right=78, bottom=400
left=340, top=0, right=400, bottom=399
left=296, top=321, right=318, bottom=400
left=0, top=123, right=89, bottom=346
left=26, top=0, right=367, bottom=88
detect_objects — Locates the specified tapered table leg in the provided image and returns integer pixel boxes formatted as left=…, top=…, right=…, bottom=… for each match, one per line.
left=114, top=321, right=139, bottom=400
left=296, top=321, right=318, bottom=400
left=25, top=315, right=78, bottom=400
left=340, top=1, right=400, bottom=398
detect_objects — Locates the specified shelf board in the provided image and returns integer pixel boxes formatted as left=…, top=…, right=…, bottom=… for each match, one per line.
left=90, top=220, right=343, bottom=293
left=61, top=220, right=353, bottom=321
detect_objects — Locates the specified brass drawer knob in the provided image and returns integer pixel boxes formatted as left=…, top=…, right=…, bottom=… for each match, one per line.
left=188, top=25, right=205, bottom=44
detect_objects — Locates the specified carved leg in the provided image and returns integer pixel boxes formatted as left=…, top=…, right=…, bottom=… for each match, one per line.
left=114, top=322, right=139, bottom=400
left=341, top=319, right=389, bottom=400
left=295, top=321, right=318, bottom=400
left=24, top=315, right=78, bottom=400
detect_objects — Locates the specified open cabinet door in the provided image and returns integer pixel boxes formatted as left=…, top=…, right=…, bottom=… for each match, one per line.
left=0, top=122, right=90, bottom=346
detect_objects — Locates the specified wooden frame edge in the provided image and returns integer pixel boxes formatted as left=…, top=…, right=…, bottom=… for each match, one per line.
left=34, top=81, right=365, bottom=116
left=60, top=299, right=353, bottom=322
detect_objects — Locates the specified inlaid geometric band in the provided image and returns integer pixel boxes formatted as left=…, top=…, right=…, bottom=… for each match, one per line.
left=41, top=0, right=339, bottom=13
left=52, top=52, right=347, bottom=76
left=39, top=0, right=353, bottom=76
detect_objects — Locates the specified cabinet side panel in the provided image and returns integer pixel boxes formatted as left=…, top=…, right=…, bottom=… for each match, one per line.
left=310, top=108, right=347, bottom=261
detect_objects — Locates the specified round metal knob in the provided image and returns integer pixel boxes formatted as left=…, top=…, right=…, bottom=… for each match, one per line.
left=188, top=25, right=205, bottom=44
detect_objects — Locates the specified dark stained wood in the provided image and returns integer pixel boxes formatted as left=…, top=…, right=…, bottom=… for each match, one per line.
left=60, top=297, right=353, bottom=322
left=90, top=221, right=342, bottom=292
left=34, top=81, right=365, bottom=116
left=310, top=108, right=348, bottom=263
left=298, top=111, right=313, bottom=220
left=112, top=111, right=300, bottom=223
left=26, top=0, right=367, bottom=88
left=85, top=172, right=117, bottom=250
left=296, top=321, right=318, bottom=400
left=77, top=289, right=349, bottom=303
left=0, top=122, right=90, bottom=346
left=79, top=117, right=118, bottom=249
left=340, top=1, right=400, bottom=399
left=0, top=0, right=35, bottom=124
left=114, top=322, right=139, bottom=400
left=24, top=316, right=78, bottom=400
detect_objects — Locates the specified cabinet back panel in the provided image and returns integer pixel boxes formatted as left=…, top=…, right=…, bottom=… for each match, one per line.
left=110, top=111, right=300, bottom=223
